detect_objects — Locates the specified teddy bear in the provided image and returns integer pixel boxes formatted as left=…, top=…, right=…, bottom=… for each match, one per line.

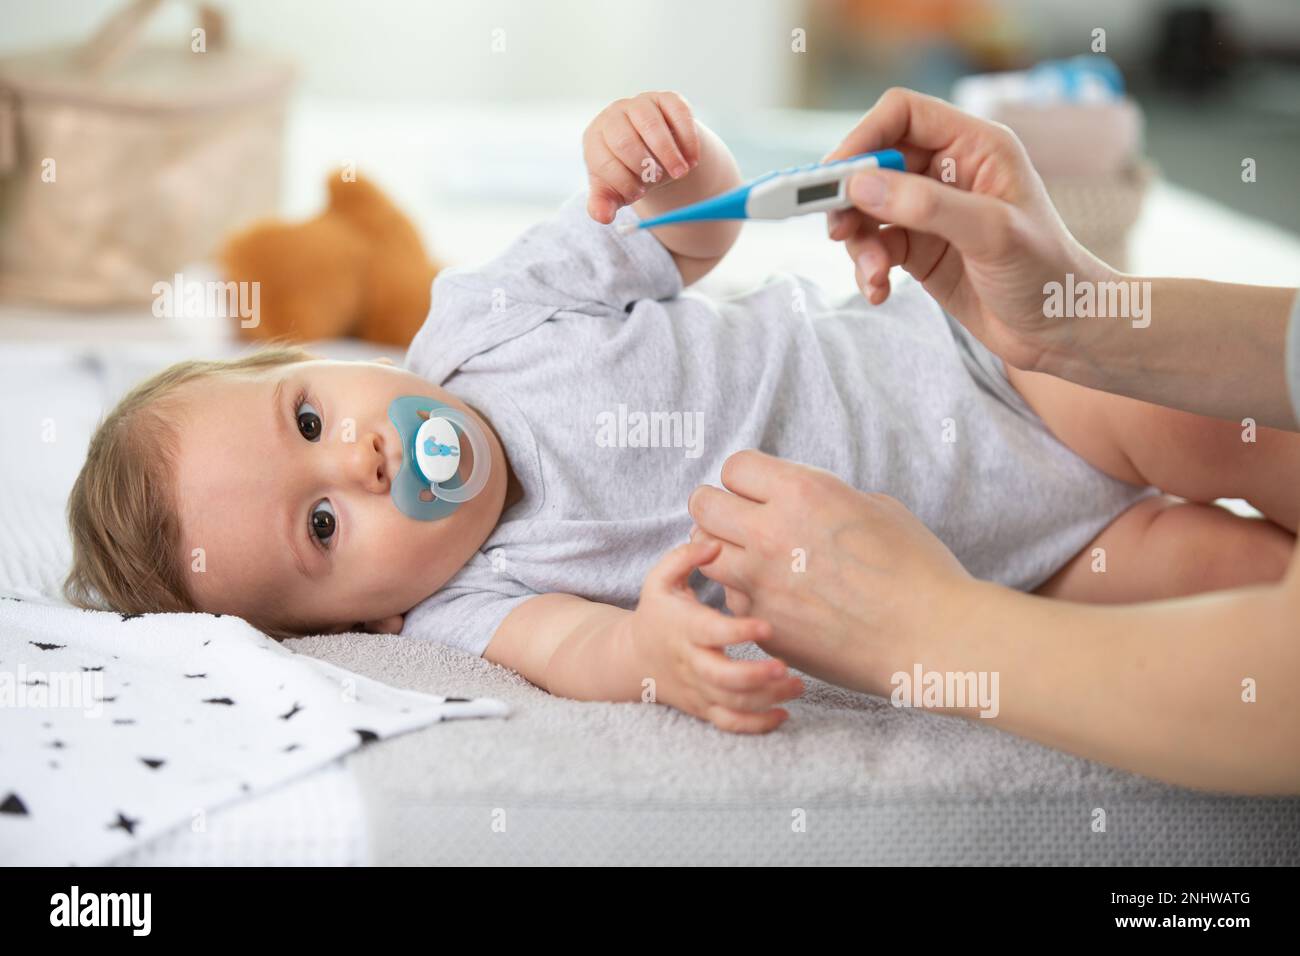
left=220, top=173, right=439, bottom=346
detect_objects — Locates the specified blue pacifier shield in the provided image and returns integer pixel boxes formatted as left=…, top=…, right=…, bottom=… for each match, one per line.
left=388, top=396, right=491, bottom=521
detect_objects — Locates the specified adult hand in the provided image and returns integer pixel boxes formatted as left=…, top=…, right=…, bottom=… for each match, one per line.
left=824, top=87, right=1115, bottom=374
left=687, top=450, right=974, bottom=697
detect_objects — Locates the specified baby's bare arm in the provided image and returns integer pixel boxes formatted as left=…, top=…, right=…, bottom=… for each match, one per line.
left=630, top=122, right=743, bottom=285
left=486, top=593, right=646, bottom=702
left=482, top=541, right=799, bottom=733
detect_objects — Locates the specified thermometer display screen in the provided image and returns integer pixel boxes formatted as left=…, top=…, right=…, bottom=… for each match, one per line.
left=797, top=181, right=840, bottom=204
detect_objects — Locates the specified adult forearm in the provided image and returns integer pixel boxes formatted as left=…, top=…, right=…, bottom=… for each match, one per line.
left=1044, top=276, right=1298, bottom=429
left=929, top=576, right=1300, bottom=794
left=632, top=121, right=742, bottom=263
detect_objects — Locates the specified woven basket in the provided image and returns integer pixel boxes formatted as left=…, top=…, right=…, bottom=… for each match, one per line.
left=1042, top=160, right=1154, bottom=272
left=0, top=0, right=294, bottom=306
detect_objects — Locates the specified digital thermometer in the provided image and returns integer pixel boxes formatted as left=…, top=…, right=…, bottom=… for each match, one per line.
left=618, top=148, right=905, bottom=232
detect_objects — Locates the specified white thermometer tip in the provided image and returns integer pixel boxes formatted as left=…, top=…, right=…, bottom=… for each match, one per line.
left=615, top=222, right=640, bottom=235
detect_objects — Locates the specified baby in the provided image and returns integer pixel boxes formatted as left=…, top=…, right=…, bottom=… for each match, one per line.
left=66, top=91, right=1298, bottom=733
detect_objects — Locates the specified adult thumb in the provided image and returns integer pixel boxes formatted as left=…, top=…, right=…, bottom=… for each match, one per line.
left=847, top=168, right=1010, bottom=259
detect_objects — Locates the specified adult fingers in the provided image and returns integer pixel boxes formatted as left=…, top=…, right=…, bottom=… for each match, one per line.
left=716, top=448, right=827, bottom=507
left=724, top=586, right=752, bottom=617
left=828, top=206, right=884, bottom=243
left=688, top=483, right=762, bottom=547
left=687, top=527, right=757, bottom=612
left=846, top=221, right=944, bottom=300
left=846, top=221, right=910, bottom=278
left=690, top=535, right=752, bottom=593
left=844, top=217, right=893, bottom=285
left=823, top=87, right=978, bottom=164
left=845, top=167, right=1013, bottom=261
left=826, top=144, right=928, bottom=240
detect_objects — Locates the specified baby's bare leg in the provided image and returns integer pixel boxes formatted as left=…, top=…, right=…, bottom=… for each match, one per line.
left=1037, top=494, right=1293, bottom=603
left=1006, top=366, right=1300, bottom=531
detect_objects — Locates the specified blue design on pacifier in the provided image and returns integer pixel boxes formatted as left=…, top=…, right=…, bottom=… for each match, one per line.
left=388, top=395, right=492, bottom=521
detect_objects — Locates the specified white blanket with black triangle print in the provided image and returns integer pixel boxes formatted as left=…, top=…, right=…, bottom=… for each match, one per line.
left=0, top=597, right=508, bottom=865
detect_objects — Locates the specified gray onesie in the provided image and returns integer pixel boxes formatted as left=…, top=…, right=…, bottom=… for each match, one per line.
left=401, top=190, right=1152, bottom=656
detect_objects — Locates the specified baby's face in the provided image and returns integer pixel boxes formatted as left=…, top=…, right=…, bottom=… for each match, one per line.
left=170, top=358, right=507, bottom=635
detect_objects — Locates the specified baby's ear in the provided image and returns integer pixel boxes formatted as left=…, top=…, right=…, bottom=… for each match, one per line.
left=361, top=614, right=404, bottom=635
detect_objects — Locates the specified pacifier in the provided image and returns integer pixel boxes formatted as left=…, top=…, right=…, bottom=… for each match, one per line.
left=387, top=395, right=492, bottom=520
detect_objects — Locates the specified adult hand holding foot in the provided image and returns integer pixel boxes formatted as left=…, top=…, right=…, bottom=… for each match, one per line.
left=689, top=88, right=1300, bottom=795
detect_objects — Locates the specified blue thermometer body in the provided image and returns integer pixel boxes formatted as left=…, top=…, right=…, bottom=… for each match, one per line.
left=621, top=148, right=905, bottom=232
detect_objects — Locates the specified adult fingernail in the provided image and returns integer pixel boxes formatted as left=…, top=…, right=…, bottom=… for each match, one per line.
left=850, top=171, right=887, bottom=208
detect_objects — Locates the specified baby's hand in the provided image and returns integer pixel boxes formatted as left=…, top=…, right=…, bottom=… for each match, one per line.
left=629, top=539, right=802, bottom=734
left=583, top=91, right=701, bottom=224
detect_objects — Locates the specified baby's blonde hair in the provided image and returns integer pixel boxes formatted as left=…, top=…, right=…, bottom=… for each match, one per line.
left=64, top=344, right=315, bottom=635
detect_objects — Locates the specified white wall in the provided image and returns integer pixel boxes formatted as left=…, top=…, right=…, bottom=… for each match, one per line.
left=2, top=0, right=1295, bottom=109
left=0, top=0, right=807, bottom=109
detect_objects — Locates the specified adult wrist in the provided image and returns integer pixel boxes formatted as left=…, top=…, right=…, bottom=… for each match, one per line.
left=884, top=575, right=1010, bottom=721
left=1031, top=249, right=1130, bottom=388
left=907, top=573, right=988, bottom=679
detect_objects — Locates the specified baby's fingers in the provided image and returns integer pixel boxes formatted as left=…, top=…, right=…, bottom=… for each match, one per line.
left=601, top=112, right=659, bottom=196
left=625, top=97, right=689, bottom=180
left=698, top=661, right=804, bottom=713
left=689, top=607, right=772, bottom=649
left=653, top=91, right=701, bottom=167
left=586, top=178, right=624, bottom=225
left=644, top=538, right=721, bottom=596
left=705, top=704, right=790, bottom=735
left=691, top=646, right=789, bottom=692
left=583, top=134, right=646, bottom=222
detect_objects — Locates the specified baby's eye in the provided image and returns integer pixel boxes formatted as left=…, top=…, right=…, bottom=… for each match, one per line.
left=310, top=499, right=336, bottom=547
left=296, top=400, right=323, bottom=442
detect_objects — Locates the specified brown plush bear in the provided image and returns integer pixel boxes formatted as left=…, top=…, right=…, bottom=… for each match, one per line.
left=220, top=174, right=439, bottom=346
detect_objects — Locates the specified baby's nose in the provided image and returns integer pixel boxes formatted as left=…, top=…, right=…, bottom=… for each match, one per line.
left=350, top=432, right=392, bottom=494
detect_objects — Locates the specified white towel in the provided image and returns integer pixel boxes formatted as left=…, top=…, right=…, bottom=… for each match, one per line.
left=0, top=597, right=508, bottom=866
